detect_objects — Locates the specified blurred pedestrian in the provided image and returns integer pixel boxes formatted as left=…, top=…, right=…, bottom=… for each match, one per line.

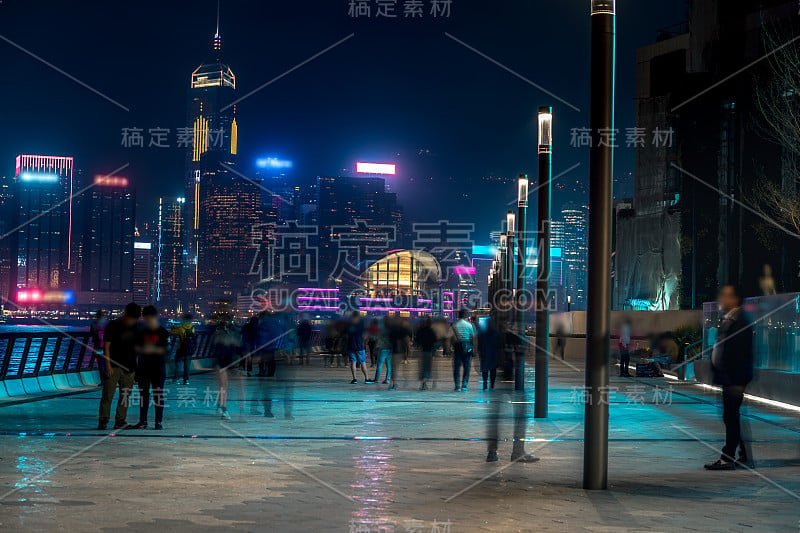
left=705, top=285, right=754, bottom=470
left=388, top=313, right=411, bottom=390
left=89, top=310, right=108, bottom=385
left=170, top=313, right=196, bottom=385
left=346, top=312, right=372, bottom=384
left=374, top=318, right=392, bottom=384
left=98, top=302, right=141, bottom=430
left=297, top=315, right=313, bottom=366
left=132, top=306, right=168, bottom=430
left=452, top=310, right=476, bottom=392
left=366, top=319, right=380, bottom=367
left=619, top=318, right=632, bottom=377
left=211, top=313, right=241, bottom=420
left=417, top=318, right=437, bottom=390
left=478, top=317, right=501, bottom=390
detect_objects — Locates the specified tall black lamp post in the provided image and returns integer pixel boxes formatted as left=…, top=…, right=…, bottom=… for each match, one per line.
left=535, top=107, right=553, bottom=417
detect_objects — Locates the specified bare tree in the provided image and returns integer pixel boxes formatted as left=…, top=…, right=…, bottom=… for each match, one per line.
left=752, top=22, right=800, bottom=239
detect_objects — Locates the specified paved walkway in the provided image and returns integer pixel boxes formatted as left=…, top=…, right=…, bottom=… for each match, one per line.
left=0, top=354, right=798, bottom=532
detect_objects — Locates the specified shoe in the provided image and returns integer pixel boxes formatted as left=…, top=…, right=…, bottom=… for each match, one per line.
left=420, top=382, right=427, bottom=390
left=97, top=421, right=108, bottom=430
left=220, top=409, right=231, bottom=420
left=351, top=379, right=358, bottom=384
left=131, top=421, right=148, bottom=429
left=183, top=380, right=190, bottom=385
left=389, top=384, right=397, bottom=391
left=511, top=454, right=540, bottom=463
left=154, top=423, right=164, bottom=430
left=454, top=386, right=461, bottom=392
left=112, top=422, right=129, bottom=430
left=382, top=379, right=389, bottom=384
left=462, top=387, right=469, bottom=392
left=704, top=459, right=735, bottom=470
left=264, top=411, right=275, bottom=418
left=486, top=451, right=499, bottom=462
left=365, top=380, right=375, bottom=384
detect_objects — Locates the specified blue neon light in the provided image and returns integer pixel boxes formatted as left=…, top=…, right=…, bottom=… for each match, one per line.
left=19, top=172, right=58, bottom=183
left=256, top=157, right=293, bottom=170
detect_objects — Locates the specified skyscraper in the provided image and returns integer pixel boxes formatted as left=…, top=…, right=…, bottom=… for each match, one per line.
left=561, top=203, right=588, bottom=310
left=156, top=197, right=185, bottom=313
left=14, top=155, right=74, bottom=292
left=81, top=175, right=135, bottom=293
left=185, top=13, right=239, bottom=307
left=133, top=240, right=153, bottom=305
left=0, top=175, right=16, bottom=304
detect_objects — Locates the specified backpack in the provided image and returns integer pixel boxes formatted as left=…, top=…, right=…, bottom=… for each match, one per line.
left=182, top=328, right=198, bottom=356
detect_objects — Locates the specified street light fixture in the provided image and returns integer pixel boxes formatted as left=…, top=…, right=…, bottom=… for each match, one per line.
left=515, top=175, right=529, bottom=391
left=535, top=106, right=554, bottom=416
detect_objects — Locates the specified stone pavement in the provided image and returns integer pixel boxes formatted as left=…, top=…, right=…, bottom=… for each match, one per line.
left=0, top=354, right=798, bottom=532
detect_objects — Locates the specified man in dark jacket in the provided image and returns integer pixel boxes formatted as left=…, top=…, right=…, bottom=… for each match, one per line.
left=705, top=285, right=754, bottom=470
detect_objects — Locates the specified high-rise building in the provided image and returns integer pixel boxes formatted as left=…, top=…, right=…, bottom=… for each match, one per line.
left=133, top=239, right=152, bottom=305
left=81, top=175, right=135, bottom=293
left=561, top=203, right=588, bottom=310
left=156, top=197, right=185, bottom=313
left=316, top=176, right=400, bottom=280
left=0, top=175, right=16, bottom=305
left=13, top=155, right=75, bottom=293
left=185, top=16, right=239, bottom=307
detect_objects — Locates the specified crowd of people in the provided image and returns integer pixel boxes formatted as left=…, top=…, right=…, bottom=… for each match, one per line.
left=88, top=306, right=524, bottom=431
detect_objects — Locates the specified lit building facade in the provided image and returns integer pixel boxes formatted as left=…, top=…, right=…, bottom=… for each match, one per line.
left=156, top=197, right=185, bottom=312
left=185, top=22, right=239, bottom=305
left=0, top=175, right=16, bottom=305
left=14, top=155, right=75, bottom=292
left=81, top=175, right=135, bottom=293
left=133, top=241, right=152, bottom=305
left=561, top=203, right=588, bottom=310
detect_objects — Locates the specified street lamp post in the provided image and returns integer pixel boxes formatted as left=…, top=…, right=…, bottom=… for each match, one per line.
left=535, top=107, right=553, bottom=417
left=584, top=0, right=616, bottom=491
left=499, top=233, right=508, bottom=328
left=515, top=176, right=528, bottom=391
left=505, top=212, right=516, bottom=343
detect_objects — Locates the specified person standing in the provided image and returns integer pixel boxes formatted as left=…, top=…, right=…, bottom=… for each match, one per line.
left=452, top=310, right=477, bottom=392
left=416, top=318, right=437, bottom=390
left=170, top=313, right=196, bottom=385
left=619, top=319, right=632, bottom=377
left=388, top=313, right=411, bottom=390
left=98, top=303, right=141, bottom=430
left=132, top=306, right=169, bottom=430
left=705, top=285, right=754, bottom=470
left=211, top=314, right=241, bottom=420
left=373, top=318, right=393, bottom=384
left=347, top=312, right=371, bottom=384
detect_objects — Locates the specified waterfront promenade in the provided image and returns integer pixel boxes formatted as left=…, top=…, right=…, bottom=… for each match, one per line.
left=0, top=355, right=798, bottom=532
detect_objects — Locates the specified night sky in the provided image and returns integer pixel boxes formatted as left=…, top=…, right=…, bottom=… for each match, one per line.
left=0, top=0, right=686, bottom=239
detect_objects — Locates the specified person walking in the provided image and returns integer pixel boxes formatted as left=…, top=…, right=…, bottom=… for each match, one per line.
left=478, top=317, right=501, bottom=390
left=416, top=318, right=437, bottom=390
left=452, top=310, right=477, bottom=392
left=373, top=318, right=393, bottom=384
left=388, top=313, right=411, bottom=390
left=170, top=313, right=196, bottom=385
left=132, top=306, right=169, bottom=430
left=211, top=314, right=241, bottom=420
left=705, top=285, right=755, bottom=470
left=98, top=303, right=141, bottom=430
left=346, top=312, right=372, bottom=384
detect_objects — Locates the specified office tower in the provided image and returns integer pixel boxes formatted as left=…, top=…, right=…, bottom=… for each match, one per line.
left=156, top=197, right=185, bottom=312
left=133, top=239, right=152, bottom=305
left=13, top=155, right=74, bottom=292
left=81, top=175, right=135, bottom=293
left=316, top=176, right=399, bottom=278
left=561, top=203, right=588, bottom=310
left=185, top=14, right=238, bottom=306
left=198, top=172, right=261, bottom=304
left=0, top=175, right=16, bottom=304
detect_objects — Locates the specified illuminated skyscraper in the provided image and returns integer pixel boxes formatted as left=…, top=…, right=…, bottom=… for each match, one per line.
left=0, top=175, right=16, bottom=304
left=185, top=12, right=239, bottom=306
left=81, top=175, right=135, bottom=293
left=561, top=203, right=588, bottom=310
left=156, top=197, right=185, bottom=312
left=133, top=240, right=153, bottom=305
left=14, top=155, right=74, bottom=292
